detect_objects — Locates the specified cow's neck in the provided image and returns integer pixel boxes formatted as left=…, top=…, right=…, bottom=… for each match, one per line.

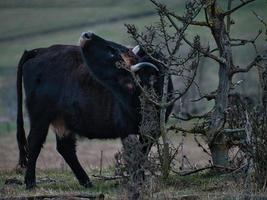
left=104, top=81, right=139, bottom=118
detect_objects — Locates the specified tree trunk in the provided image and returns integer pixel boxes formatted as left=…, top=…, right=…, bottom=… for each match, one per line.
left=206, top=1, right=234, bottom=167
left=160, top=69, right=170, bottom=179
left=259, top=61, right=267, bottom=111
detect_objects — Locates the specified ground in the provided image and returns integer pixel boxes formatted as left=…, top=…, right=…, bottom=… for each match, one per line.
left=0, top=130, right=122, bottom=170
left=0, top=127, right=211, bottom=169
left=0, top=129, right=263, bottom=199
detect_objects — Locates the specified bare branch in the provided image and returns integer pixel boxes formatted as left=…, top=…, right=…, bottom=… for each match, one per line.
left=231, top=30, right=262, bottom=53
left=182, top=36, right=226, bottom=64
left=168, top=125, right=206, bottom=135
left=210, top=30, right=262, bottom=54
left=164, top=56, right=199, bottom=107
left=223, top=0, right=256, bottom=16
left=226, top=0, right=233, bottom=33
left=168, top=12, right=210, bottom=27
left=204, top=6, right=209, bottom=25
left=191, top=92, right=217, bottom=102
left=159, top=13, right=172, bottom=56
left=252, top=10, right=267, bottom=27
left=194, top=135, right=212, bottom=156
left=172, top=113, right=208, bottom=121
left=231, top=55, right=264, bottom=75
left=152, top=0, right=204, bottom=56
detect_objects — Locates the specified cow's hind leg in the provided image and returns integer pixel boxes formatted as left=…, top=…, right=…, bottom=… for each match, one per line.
left=25, top=120, right=49, bottom=189
left=56, top=134, right=92, bottom=188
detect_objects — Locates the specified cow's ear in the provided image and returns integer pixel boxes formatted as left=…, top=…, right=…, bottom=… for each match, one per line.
left=120, top=51, right=138, bottom=69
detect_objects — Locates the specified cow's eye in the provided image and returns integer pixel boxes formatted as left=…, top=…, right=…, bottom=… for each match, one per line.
left=107, top=46, right=118, bottom=55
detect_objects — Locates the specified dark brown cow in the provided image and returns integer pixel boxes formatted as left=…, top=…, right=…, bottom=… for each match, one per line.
left=17, top=32, right=173, bottom=189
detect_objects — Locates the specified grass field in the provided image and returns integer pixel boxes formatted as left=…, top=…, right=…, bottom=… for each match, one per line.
left=2, top=166, right=265, bottom=199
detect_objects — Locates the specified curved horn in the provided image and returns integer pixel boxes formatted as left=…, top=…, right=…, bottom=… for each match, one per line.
left=132, top=45, right=140, bottom=55
left=130, top=62, right=159, bottom=72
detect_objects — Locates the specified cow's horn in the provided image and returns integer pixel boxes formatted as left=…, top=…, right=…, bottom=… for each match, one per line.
left=132, top=45, right=140, bottom=55
left=130, top=62, right=159, bottom=72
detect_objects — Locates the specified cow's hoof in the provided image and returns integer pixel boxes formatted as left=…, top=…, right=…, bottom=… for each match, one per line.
left=80, top=180, right=93, bottom=188
left=25, top=182, right=36, bottom=190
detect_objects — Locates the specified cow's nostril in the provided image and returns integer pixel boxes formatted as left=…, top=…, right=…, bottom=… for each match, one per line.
left=82, top=32, right=93, bottom=39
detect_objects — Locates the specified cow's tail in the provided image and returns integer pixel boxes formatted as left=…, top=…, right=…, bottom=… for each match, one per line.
left=16, top=50, right=30, bottom=168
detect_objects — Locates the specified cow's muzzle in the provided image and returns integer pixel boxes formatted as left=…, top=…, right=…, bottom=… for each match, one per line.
left=79, top=32, right=93, bottom=47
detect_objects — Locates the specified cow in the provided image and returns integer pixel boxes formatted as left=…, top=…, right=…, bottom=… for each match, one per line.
left=16, top=32, right=173, bottom=189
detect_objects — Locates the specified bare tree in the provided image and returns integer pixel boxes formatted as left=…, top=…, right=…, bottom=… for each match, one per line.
left=126, top=0, right=265, bottom=173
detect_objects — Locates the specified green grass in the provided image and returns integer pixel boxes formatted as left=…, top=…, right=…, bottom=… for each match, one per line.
left=0, top=169, right=120, bottom=198
left=1, top=168, right=264, bottom=199
left=0, top=169, right=216, bottom=198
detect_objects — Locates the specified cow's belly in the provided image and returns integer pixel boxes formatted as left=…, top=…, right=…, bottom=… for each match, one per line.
left=60, top=97, right=138, bottom=139
left=66, top=118, right=132, bottom=139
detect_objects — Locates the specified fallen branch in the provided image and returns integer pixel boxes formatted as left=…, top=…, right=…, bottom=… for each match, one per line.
left=173, top=165, right=237, bottom=176
left=92, top=174, right=127, bottom=180
left=0, top=193, right=105, bottom=200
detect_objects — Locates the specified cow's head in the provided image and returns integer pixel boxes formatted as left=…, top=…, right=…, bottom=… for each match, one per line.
left=79, top=32, right=163, bottom=96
